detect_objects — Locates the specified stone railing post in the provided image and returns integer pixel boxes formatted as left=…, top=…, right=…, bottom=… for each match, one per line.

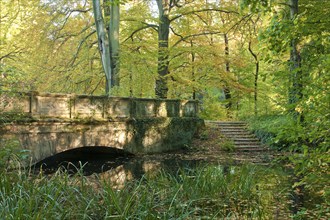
left=29, top=91, right=38, bottom=117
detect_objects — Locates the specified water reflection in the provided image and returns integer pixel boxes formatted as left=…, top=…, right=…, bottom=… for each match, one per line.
left=32, top=146, right=278, bottom=185
left=32, top=147, right=134, bottom=175
left=32, top=147, right=208, bottom=189
left=30, top=146, right=321, bottom=218
left=32, top=147, right=307, bottom=217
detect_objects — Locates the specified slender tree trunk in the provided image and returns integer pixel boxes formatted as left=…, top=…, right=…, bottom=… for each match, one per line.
left=109, top=0, right=120, bottom=87
left=156, top=0, right=170, bottom=98
left=190, top=40, right=196, bottom=100
left=224, top=33, right=232, bottom=118
left=254, top=62, right=259, bottom=115
left=92, top=0, right=112, bottom=95
left=248, top=41, right=259, bottom=116
left=288, top=0, right=303, bottom=108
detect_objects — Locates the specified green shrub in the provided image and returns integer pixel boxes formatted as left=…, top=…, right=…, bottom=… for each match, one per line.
left=219, top=138, right=236, bottom=152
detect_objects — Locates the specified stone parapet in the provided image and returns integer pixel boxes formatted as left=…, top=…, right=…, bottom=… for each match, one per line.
left=0, top=92, right=198, bottom=120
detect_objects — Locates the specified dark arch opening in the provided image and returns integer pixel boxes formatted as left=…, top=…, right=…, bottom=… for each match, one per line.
left=32, top=146, right=134, bottom=175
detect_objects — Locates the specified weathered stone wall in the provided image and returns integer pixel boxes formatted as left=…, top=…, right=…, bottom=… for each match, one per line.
left=0, top=92, right=198, bottom=119
left=0, top=92, right=203, bottom=163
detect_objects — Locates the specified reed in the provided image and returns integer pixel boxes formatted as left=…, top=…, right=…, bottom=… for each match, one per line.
left=1, top=158, right=293, bottom=220
left=0, top=144, right=292, bottom=219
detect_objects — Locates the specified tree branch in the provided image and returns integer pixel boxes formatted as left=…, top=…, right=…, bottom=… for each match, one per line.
left=69, top=8, right=92, bottom=13
left=226, top=13, right=253, bottom=34
left=172, top=31, right=223, bottom=47
left=56, top=23, right=94, bottom=39
left=170, top=51, right=189, bottom=61
left=170, top=8, right=238, bottom=22
left=122, top=24, right=158, bottom=43
left=169, top=26, right=185, bottom=41
left=248, top=41, right=258, bottom=61
left=192, top=12, right=209, bottom=25
left=0, top=48, right=24, bottom=62
left=69, top=30, right=97, bottom=66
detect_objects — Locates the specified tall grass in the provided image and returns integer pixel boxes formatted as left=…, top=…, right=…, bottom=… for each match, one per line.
left=0, top=153, right=291, bottom=220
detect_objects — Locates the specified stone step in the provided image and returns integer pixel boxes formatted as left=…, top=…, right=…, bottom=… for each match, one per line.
left=207, top=120, right=246, bottom=124
left=220, top=132, right=254, bottom=136
left=234, top=145, right=264, bottom=148
left=220, top=128, right=249, bottom=131
left=232, top=138, right=260, bottom=142
left=219, top=127, right=248, bottom=131
left=215, top=121, right=246, bottom=124
left=217, top=125, right=248, bottom=129
left=216, top=122, right=247, bottom=125
left=222, top=138, right=261, bottom=143
left=220, top=130, right=252, bottom=134
left=207, top=122, right=247, bottom=127
left=209, top=121, right=271, bottom=153
left=234, top=146, right=270, bottom=152
left=221, top=133, right=255, bottom=138
left=234, top=141, right=261, bottom=146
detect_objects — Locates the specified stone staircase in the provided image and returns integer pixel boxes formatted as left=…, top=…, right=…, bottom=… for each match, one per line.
left=207, top=121, right=269, bottom=152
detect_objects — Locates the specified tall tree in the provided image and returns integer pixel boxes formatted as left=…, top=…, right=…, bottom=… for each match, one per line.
left=153, top=0, right=238, bottom=98
left=93, top=0, right=120, bottom=94
left=155, top=0, right=171, bottom=98
left=223, top=33, right=233, bottom=118
left=288, top=0, right=302, bottom=111
left=248, top=40, right=259, bottom=116
left=93, top=0, right=112, bottom=94
left=110, top=0, right=120, bottom=87
left=105, top=0, right=120, bottom=87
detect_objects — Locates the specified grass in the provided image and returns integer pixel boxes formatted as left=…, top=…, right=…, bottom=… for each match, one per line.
left=0, top=154, right=292, bottom=220
left=219, top=138, right=236, bottom=152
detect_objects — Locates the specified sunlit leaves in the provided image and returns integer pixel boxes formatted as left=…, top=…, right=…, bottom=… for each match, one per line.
left=240, top=0, right=270, bottom=13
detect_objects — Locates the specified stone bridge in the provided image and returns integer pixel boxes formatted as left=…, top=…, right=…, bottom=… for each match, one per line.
left=0, top=92, right=203, bottom=163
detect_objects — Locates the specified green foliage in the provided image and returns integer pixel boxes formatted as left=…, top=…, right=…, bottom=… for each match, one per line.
left=199, top=100, right=227, bottom=121
left=240, top=0, right=270, bottom=13
left=259, top=14, right=293, bottom=56
left=244, top=3, right=330, bottom=216
left=219, top=138, right=236, bottom=152
left=0, top=65, right=25, bottom=92
left=247, top=113, right=330, bottom=218
left=199, top=89, right=228, bottom=120
left=290, top=151, right=330, bottom=219
left=0, top=139, right=29, bottom=171
left=199, top=129, right=209, bottom=140
left=247, top=114, right=300, bottom=150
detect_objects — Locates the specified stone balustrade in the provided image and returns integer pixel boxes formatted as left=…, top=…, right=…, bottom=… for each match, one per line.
left=0, top=92, right=198, bottom=120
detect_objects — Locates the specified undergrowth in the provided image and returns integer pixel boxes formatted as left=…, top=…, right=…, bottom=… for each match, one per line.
left=246, top=113, right=330, bottom=219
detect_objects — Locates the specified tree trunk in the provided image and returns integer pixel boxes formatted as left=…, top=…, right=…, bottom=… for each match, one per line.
left=248, top=41, right=259, bottom=116
left=156, top=0, right=170, bottom=99
left=92, top=0, right=112, bottom=95
left=109, top=0, right=120, bottom=87
left=190, top=40, right=196, bottom=100
left=254, top=61, right=259, bottom=115
left=224, top=33, right=232, bottom=118
left=288, top=0, right=303, bottom=108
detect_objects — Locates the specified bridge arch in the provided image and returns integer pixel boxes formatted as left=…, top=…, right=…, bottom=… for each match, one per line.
left=32, top=146, right=134, bottom=174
